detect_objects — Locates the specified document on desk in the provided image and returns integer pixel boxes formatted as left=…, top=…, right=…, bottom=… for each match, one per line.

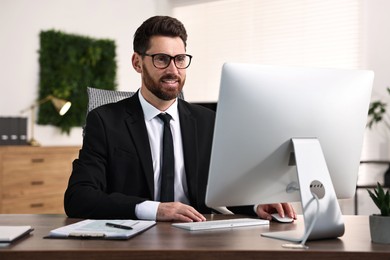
left=47, top=219, right=156, bottom=240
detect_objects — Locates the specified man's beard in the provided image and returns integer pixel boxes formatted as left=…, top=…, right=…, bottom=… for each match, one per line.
left=142, top=64, right=185, bottom=101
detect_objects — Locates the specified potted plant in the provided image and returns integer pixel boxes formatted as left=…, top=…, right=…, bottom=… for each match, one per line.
left=367, top=87, right=390, bottom=129
left=367, top=182, right=390, bottom=244
left=367, top=87, right=390, bottom=187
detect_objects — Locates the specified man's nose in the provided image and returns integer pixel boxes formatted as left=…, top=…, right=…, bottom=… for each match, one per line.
left=165, top=58, right=179, bottom=73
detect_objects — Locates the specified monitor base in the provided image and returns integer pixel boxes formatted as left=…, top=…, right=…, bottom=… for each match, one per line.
left=261, top=138, right=345, bottom=247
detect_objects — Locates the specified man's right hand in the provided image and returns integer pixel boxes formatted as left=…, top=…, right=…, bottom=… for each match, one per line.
left=157, top=202, right=206, bottom=222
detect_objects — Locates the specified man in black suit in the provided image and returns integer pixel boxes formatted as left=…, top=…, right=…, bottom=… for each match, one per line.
left=64, top=16, right=296, bottom=222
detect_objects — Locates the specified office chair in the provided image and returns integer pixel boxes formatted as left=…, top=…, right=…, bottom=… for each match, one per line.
left=86, top=87, right=185, bottom=114
left=86, top=87, right=136, bottom=114
left=84, top=87, right=185, bottom=136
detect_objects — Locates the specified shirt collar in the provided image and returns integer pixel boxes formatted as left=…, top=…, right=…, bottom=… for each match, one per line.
left=138, top=90, right=179, bottom=122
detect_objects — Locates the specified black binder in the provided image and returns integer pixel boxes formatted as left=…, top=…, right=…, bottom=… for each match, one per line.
left=0, top=117, right=11, bottom=145
left=0, top=117, right=28, bottom=146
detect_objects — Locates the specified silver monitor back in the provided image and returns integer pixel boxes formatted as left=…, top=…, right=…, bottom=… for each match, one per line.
left=206, top=63, right=374, bottom=208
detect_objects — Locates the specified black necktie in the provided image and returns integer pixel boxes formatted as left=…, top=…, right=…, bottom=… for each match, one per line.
left=158, top=113, right=174, bottom=202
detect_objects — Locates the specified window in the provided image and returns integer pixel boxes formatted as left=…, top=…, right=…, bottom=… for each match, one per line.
left=172, top=0, right=363, bottom=101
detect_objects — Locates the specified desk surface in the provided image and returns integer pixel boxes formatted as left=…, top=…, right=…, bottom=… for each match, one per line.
left=0, top=214, right=389, bottom=260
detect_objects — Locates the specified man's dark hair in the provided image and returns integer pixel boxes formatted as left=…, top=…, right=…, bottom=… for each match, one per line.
left=133, top=16, right=187, bottom=54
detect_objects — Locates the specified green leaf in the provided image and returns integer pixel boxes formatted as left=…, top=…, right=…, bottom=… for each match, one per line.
left=368, top=182, right=390, bottom=216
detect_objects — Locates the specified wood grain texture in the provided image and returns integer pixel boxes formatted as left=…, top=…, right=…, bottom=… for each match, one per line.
left=0, top=146, right=80, bottom=213
left=0, top=214, right=389, bottom=260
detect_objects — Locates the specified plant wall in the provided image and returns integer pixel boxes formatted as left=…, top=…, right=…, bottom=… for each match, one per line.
left=38, top=30, right=117, bottom=133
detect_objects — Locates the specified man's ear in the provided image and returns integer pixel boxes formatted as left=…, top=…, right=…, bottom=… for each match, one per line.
left=132, top=53, right=142, bottom=73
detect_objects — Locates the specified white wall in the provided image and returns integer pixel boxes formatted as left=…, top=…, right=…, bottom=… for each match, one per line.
left=0, top=0, right=171, bottom=146
left=1, top=0, right=390, bottom=158
left=361, top=0, right=390, bottom=161
left=354, top=0, right=390, bottom=215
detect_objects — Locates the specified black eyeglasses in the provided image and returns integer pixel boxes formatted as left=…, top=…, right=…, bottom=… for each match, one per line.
left=142, top=53, right=192, bottom=69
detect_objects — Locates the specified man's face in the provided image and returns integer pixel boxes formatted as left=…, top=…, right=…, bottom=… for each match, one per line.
left=141, top=36, right=187, bottom=101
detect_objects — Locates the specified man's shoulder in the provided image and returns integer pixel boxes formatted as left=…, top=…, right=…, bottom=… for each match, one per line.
left=178, top=99, right=216, bottom=117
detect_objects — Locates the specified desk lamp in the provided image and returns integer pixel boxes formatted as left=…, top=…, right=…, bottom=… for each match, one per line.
left=20, top=95, right=71, bottom=146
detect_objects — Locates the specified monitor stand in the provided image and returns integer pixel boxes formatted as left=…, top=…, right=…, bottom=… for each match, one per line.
left=261, top=138, right=345, bottom=248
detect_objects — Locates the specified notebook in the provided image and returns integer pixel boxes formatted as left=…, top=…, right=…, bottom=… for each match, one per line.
left=0, top=226, right=33, bottom=242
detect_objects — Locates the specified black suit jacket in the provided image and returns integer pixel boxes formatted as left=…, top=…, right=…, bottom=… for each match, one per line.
left=64, top=92, right=256, bottom=219
left=64, top=93, right=217, bottom=219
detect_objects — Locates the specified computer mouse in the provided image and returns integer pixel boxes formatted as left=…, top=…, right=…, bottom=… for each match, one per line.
left=271, top=213, right=294, bottom=223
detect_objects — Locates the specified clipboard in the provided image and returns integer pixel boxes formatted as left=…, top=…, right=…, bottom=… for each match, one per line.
left=45, top=219, right=156, bottom=240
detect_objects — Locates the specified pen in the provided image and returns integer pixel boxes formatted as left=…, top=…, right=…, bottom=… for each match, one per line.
left=105, top=222, right=133, bottom=230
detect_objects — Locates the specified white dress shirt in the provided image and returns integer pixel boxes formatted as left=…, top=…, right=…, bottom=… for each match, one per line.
left=135, top=91, right=190, bottom=220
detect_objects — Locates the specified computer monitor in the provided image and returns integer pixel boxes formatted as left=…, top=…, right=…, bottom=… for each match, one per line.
left=205, top=63, right=374, bottom=246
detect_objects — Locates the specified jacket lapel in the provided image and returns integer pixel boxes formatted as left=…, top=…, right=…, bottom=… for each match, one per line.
left=124, top=94, right=155, bottom=199
left=178, top=100, right=199, bottom=206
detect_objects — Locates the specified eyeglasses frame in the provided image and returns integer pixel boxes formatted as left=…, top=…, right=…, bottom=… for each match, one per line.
left=142, top=53, right=193, bottom=69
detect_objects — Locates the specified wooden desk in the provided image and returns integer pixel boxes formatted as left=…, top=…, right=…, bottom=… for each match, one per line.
left=0, top=214, right=389, bottom=260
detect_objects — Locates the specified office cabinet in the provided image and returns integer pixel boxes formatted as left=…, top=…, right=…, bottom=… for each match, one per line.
left=0, top=146, right=79, bottom=213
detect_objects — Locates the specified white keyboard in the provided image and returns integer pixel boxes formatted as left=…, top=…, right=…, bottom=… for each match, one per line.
left=171, top=218, right=269, bottom=231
